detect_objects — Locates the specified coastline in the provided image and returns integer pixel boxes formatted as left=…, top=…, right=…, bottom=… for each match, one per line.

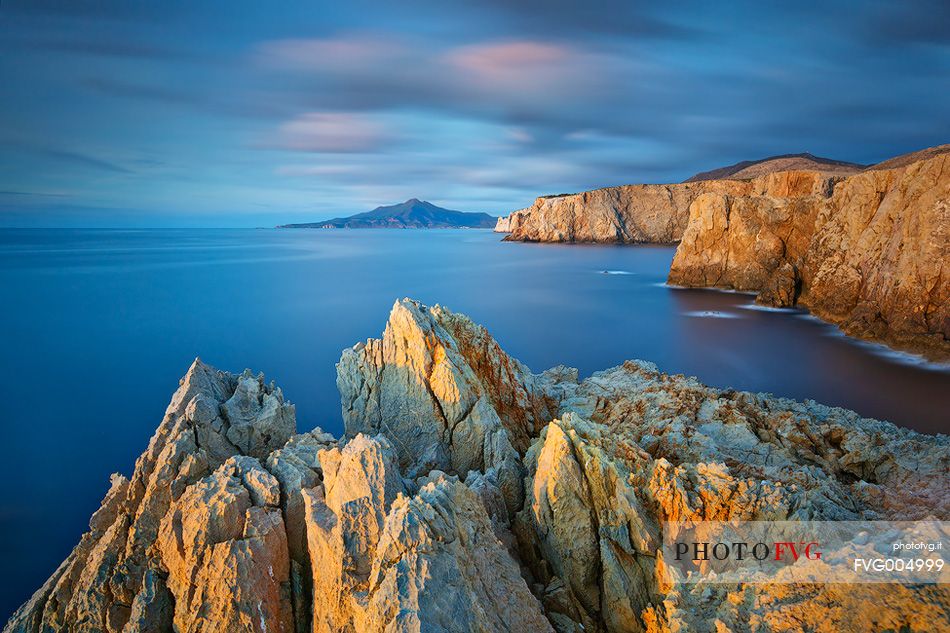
left=8, top=299, right=948, bottom=632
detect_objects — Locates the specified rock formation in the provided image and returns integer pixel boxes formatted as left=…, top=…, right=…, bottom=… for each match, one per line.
left=6, top=299, right=949, bottom=633
left=495, top=146, right=949, bottom=360
left=669, top=153, right=950, bottom=360
left=497, top=181, right=751, bottom=244
left=493, top=211, right=517, bottom=233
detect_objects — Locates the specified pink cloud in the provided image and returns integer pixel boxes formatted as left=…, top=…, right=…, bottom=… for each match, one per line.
left=445, top=41, right=575, bottom=90
left=271, top=112, right=391, bottom=153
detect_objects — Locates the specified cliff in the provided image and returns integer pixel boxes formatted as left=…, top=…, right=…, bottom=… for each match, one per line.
left=498, top=181, right=751, bottom=243
left=495, top=147, right=949, bottom=360
left=669, top=153, right=950, bottom=360
left=7, top=299, right=948, bottom=633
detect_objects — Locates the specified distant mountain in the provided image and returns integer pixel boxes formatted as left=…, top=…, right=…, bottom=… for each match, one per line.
left=866, top=144, right=950, bottom=172
left=278, top=199, right=496, bottom=229
left=684, top=153, right=867, bottom=182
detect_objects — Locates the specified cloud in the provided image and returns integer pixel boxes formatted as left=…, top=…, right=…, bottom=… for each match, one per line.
left=4, top=0, right=185, bottom=23
left=0, top=190, right=70, bottom=198
left=255, top=35, right=625, bottom=137
left=3, top=1, right=948, bottom=224
left=445, top=41, right=592, bottom=97
left=1, top=140, right=132, bottom=174
left=23, top=38, right=188, bottom=60
left=267, top=112, right=395, bottom=153
left=406, top=0, right=699, bottom=40
left=256, top=35, right=406, bottom=73
left=82, top=78, right=197, bottom=106
left=80, top=77, right=288, bottom=120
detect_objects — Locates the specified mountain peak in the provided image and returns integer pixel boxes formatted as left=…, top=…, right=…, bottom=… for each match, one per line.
left=278, top=199, right=496, bottom=229
left=684, top=152, right=867, bottom=182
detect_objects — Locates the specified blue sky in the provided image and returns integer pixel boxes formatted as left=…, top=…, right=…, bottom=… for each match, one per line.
left=1, top=0, right=948, bottom=227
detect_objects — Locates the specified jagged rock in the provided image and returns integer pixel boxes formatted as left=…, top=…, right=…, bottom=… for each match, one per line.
left=516, top=359, right=949, bottom=632
left=302, top=436, right=552, bottom=632
left=7, top=301, right=949, bottom=633
left=364, top=472, right=554, bottom=633
left=156, top=456, right=293, bottom=632
left=265, top=430, right=336, bottom=563
left=223, top=370, right=296, bottom=459
left=3, top=359, right=295, bottom=633
left=302, top=434, right=406, bottom=632
left=337, top=298, right=556, bottom=512
left=669, top=153, right=950, bottom=360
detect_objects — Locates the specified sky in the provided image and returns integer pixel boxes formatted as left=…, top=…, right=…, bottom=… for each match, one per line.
left=1, top=0, right=948, bottom=227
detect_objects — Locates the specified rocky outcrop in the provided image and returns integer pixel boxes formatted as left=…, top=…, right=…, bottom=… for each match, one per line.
left=514, top=358, right=950, bottom=632
left=3, top=362, right=299, bottom=633
left=7, top=299, right=949, bottom=633
left=301, top=434, right=553, bottom=633
left=669, top=153, right=950, bottom=360
left=337, top=298, right=558, bottom=513
left=496, top=147, right=948, bottom=359
left=494, top=211, right=517, bottom=233
left=498, top=181, right=751, bottom=243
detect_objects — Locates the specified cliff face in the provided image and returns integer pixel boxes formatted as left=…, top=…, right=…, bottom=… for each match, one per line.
left=495, top=149, right=949, bottom=360
left=7, top=299, right=949, bottom=633
left=499, top=181, right=751, bottom=243
left=669, top=154, right=950, bottom=360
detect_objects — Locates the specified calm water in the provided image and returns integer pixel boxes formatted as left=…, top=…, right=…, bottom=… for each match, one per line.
left=1, top=228, right=948, bottom=617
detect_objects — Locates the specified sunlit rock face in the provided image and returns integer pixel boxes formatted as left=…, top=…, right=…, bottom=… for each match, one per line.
left=499, top=180, right=751, bottom=244
left=517, top=360, right=949, bottom=632
left=669, top=153, right=950, bottom=360
left=337, top=298, right=559, bottom=513
left=6, top=300, right=949, bottom=633
left=3, top=361, right=300, bottom=633
left=496, top=148, right=949, bottom=360
left=301, top=435, right=553, bottom=633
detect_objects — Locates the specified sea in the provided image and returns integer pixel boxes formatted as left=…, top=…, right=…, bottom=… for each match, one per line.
left=1, top=228, right=947, bottom=617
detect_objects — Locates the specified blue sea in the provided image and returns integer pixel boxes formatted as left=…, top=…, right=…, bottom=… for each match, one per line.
left=1, top=228, right=948, bottom=617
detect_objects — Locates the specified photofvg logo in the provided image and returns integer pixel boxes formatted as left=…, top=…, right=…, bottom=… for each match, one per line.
left=672, top=539, right=823, bottom=564
left=661, top=520, right=948, bottom=584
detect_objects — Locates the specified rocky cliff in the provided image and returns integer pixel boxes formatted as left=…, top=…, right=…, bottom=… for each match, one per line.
left=669, top=153, right=950, bottom=360
left=495, top=148, right=949, bottom=360
left=6, top=299, right=949, bottom=633
left=497, top=181, right=752, bottom=243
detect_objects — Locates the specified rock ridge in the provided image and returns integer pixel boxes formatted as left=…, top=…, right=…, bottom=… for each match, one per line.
left=6, top=299, right=949, bottom=633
